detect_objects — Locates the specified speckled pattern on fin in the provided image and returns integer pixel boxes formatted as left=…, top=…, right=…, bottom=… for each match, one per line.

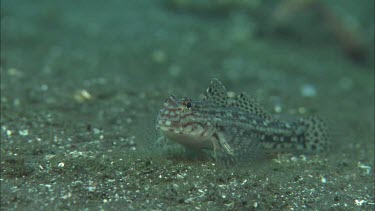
left=204, top=79, right=228, bottom=106
left=230, top=92, right=272, bottom=120
left=296, top=116, right=330, bottom=152
left=215, top=127, right=263, bottom=166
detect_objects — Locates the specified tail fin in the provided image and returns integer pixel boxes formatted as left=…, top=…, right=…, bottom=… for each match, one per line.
left=295, top=116, right=330, bottom=153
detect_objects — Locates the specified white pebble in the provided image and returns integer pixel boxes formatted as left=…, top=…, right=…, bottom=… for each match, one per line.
left=19, top=129, right=29, bottom=136
left=274, top=105, right=282, bottom=113
left=6, top=130, right=12, bottom=136
left=301, top=84, right=317, bottom=98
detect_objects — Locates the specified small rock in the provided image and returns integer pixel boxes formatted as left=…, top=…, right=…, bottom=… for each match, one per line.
left=301, top=84, right=317, bottom=98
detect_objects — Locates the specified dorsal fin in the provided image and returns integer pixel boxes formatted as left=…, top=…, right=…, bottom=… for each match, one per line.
left=204, top=79, right=228, bottom=106
left=230, top=92, right=272, bottom=120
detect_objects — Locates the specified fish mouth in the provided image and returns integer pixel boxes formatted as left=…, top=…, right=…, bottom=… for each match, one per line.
left=156, top=107, right=182, bottom=131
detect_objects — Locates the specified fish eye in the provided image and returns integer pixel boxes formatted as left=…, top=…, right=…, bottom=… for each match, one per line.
left=186, top=101, right=192, bottom=109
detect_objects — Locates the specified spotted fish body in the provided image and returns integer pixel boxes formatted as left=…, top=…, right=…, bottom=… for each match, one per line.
left=156, top=79, right=329, bottom=164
